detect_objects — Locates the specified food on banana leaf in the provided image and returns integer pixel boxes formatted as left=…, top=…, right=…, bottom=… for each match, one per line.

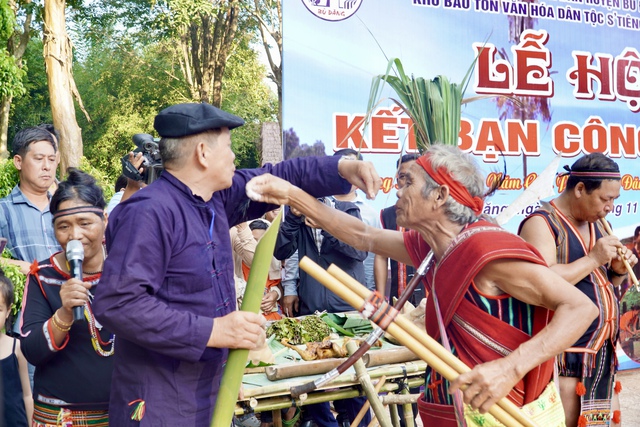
left=266, top=315, right=332, bottom=345
left=281, top=337, right=383, bottom=361
left=300, top=315, right=332, bottom=342
left=320, top=313, right=373, bottom=337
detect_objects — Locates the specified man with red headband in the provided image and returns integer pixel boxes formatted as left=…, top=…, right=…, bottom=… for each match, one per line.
left=245, top=144, right=598, bottom=426
left=519, top=153, right=637, bottom=427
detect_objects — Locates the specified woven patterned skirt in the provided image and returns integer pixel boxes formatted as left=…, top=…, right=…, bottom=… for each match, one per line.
left=33, top=401, right=109, bottom=427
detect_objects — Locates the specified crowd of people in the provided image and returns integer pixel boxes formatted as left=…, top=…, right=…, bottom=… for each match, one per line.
left=0, top=102, right=637, bottom=427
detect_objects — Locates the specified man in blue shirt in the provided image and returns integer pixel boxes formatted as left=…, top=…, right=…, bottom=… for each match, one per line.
left=93, top=102, right=381, bottom=426
left=0, top=126, right=61, bottom=274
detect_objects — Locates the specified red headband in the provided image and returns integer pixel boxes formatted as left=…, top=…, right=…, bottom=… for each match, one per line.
left=416, top=154, right=484, bottom=216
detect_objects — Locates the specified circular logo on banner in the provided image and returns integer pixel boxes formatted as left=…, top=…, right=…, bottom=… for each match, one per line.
left=301, top=0, right=363, bottom=22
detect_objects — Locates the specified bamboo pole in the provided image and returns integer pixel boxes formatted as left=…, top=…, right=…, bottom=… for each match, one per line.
left=235, top=377, right=425, bottom=416
left=380, top=394, right=419, bottom=405
left=347, top=340, right=391, bottom=427
left=298, top=256, right=536, bottom=427
left=243, top=361, right=426, bottom=399
left=351, top=375, right=387, bottom=427
left=388, top=404, right=400, bottom=427
left=600, top=218, right=640, bottom=291
left=400, top=387, right=415, bottom=427
left=347, top=341, right=391, bottom=427
left=273, top=408, right=282, bottom=427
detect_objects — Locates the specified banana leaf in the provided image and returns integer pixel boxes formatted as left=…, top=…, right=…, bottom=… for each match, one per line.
left=210, top=210, right=283, bottom=427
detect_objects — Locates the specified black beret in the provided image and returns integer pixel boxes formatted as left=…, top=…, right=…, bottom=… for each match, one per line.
left=153, top=102, right=245, bottom=138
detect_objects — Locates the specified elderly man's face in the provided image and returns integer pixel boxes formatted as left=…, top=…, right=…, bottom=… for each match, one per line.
left=395, top=163, right=428, bottom=228
left=396, top=160, right=416, bottom=189
left=206, top=127, right=236, bottom=191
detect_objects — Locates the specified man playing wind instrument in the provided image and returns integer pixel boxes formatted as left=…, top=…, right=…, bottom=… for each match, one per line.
left=245, top=144, right=597, bottom=427
left=519, top=153, right=638, bottom=427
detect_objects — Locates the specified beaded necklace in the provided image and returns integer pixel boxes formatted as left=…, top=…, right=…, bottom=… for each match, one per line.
left=84, top=302, right=115, bottom=357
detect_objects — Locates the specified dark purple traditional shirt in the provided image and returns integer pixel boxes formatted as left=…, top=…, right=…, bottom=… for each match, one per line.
left=93, top=156, right=350, bottom=426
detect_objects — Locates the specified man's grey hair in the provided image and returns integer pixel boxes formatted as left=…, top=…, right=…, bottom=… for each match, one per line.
left=418, top=144, right=486, bottom=225
left=159, top=130, right=220, bottom=168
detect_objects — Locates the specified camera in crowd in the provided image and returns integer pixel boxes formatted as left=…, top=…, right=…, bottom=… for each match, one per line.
left=121, top=134, right=163, bottom=184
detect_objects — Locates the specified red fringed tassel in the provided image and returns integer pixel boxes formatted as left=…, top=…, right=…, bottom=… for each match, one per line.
left=577, top=415, right=588, bottom=427
left=612, top=409, right=621, bottom=424
left=576, top=382, right=587, bottom=396
left=615, top=380, right=622, bottom=394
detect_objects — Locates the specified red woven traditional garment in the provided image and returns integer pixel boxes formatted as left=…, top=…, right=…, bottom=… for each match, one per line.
left=404, top=220, right=555, bottom=407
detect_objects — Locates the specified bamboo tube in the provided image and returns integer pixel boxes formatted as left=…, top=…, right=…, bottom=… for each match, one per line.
left=273, top=408, right=282, bottom=427
left=243, top=361, right=426, bottom=399
left=389, top=404, right=400, bottom=427
left=363, top=347, right=419, bottom=367
left=235, top=377, right=425, bottom=416
left=400, top=387, right=415, bottom=427
left=351, top=375, right=387, bottom=427
left=380, top=394, right=419, bottom=405
left=210, top=212, right=283, bottom=427
left=600, top=218, right=640, bottom=291
left=327, top=263, right=541, bottom=427
left=347, top=340, right=392, bottom=427
left=298, top=257, right=534, bottom=427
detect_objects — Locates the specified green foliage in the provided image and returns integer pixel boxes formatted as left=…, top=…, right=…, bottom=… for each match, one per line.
left=0, top=3, right=27, bottom=100
left=74, top=36, right=178, bottom=182
left=74, top=20, right=275, bottom=175
left=10, top=0, right=277, bottom=182
left=222, top=35, right=277, bottom=168
left=623, top=288, right=640, bottom=309
left=0, top=250, right=27, bottom=316
left=0, top=2, right=15, bottom=40
left=79, top=157, right=117, bottom=202
left=0, top=52, right=27, bottom=100
left=266, top=315, right=331, bottom=345
left=368, top=57, right=475, bottom=152
left=0, top=158, right=19, bottom=198
left=7, top=38, right=52, bottom=145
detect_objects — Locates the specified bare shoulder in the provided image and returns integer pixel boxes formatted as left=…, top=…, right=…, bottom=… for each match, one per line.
left=518, top=214, right=556, bottom=249
left=519, top=213, right=551, bottom=235
left=0, top=334, right=14, bottom=359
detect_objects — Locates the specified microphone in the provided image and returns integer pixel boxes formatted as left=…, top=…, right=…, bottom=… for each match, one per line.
left=66, top=240, right=85, bottom=322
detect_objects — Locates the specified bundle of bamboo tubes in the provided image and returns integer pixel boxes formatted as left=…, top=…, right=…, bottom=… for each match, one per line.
left=298, top=256, right=539, bottom=427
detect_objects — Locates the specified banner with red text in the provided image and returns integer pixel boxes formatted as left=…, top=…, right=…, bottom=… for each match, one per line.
left=282, top=0, right=640, bottom=235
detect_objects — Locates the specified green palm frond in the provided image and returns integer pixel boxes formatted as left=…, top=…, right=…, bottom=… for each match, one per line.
left=367, top=56, right=478, bottom=153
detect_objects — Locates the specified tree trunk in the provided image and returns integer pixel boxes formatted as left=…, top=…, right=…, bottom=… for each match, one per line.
left=211, top=0, right=239, bottom=107
left=43, top=0, right=83, bottom=175
left=0, top=97, right=11, bottom=157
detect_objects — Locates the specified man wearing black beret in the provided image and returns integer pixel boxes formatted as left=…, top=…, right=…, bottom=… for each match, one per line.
left=94, top=102, right=382, bottom=426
